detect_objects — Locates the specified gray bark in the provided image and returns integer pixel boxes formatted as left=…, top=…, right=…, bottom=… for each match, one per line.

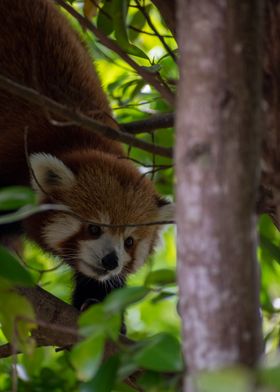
left=176, top=0, right=264, bottom=387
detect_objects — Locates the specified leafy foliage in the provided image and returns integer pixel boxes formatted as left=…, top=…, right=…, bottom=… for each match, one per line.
left=1, top=0, right=280, bottom=391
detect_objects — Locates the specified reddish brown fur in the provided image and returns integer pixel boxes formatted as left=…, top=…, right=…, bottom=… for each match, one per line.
left=0, top=0, right=123, bottom=187
left=0, top=0, right=164, bottom=257
left=0, top=0, right=171, bottom=310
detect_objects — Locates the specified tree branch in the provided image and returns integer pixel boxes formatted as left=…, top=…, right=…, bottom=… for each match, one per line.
left=0, top=285, right=134, bottom=359
left=53, top=0, right=175, bottom=107
left=134, top=0, right=176, bottom=63
left=0, top=74, right=173, bottom=158
left=122, top=112, right=174, bottom=134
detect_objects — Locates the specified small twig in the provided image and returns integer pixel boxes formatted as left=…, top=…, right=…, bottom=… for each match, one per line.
left=135, top=0, right=177, bottom=63
left=11, top=324, right=18, bottom=392
left=152, top=133, right=156, bottom=180
left=0, top=203, right=175, bottom=228
left=113, top=98, right=160, bottom=111
left=21, top=257, right=64, bottom=274
left=118, top=156, right=173, bottom=169
left=0, top=204, right=71, bottom=225
left=54, top=0, right=175, bottom=106
left=140, top=165, right=173, bottom=180
left=128, top=25, right=173, bottom=38
left=0, top=193, right=174, bottom=227
left=24, top=128, right=56, bottom=201
left=0, top=74, right=173, bottom=158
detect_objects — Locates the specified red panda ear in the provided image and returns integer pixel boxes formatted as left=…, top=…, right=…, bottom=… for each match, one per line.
left=29, top=153, right=75, bottom=196
left=156, top=197, right=174, bottom=221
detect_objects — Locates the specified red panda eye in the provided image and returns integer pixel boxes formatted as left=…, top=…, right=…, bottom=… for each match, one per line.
left=124, top=237, right=134, bottom=249
left=88, top=225, right=102, bottom=237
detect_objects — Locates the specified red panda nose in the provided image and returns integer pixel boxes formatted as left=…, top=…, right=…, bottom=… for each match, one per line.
left=101, top=251, right=119, bottom=271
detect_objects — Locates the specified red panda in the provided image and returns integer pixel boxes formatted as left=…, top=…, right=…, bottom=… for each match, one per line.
left=0, top=0, right=173, bottom=309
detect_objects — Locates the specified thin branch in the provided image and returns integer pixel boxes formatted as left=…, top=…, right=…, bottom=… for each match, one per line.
left=24, top=128, right=57, bottom=201
left=0, top=204, right=70, bottom=225
left=0, top=74, right=173, bottom=158
left=134, top=0, right=177, bottom=63
left=128, top=25, right=173, bottom=39
left=118, top=156, right=173, bottom=169
left=21, top=257, right=64, bottom=274
left=0, top=203, right=175, bottom=228
left=53, top=0, right=175, bottom=106
left=122, top=112, right=174, bottom=134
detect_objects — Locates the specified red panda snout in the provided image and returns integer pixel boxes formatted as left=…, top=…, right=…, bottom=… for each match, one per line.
left=78, top=232, right=126, bottom=280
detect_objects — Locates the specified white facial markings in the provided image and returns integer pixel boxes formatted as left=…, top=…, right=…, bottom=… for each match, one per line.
left=78, top=260, right=96, bottom=278
left=123, top=227, right=153, bottom=269
left=43, top=214, right=81, bottom=250
left=97, top=212, right=111, bottom=225
left=78, top=232, right=128, bottom=280
left=76, top=215, right=157, bottom=279
left=30, top=153, right=75, bottom=199
left=157, top=202, right=175, bottom=221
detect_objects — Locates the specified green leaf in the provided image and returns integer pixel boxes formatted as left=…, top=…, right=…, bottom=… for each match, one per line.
left=196, top=367, right=252, bottom=392
left=109, top=39, right=148, bottom=59
left=112, top=0, right=129, bottom=46
left=134, top=333, right=183, bottom=372
left=104, top=286, right=149, bottom=314
left=259, top=234, right=280, bottom=264
left=137, top=371, right=165, bottom=391
left=0, top=186, right=36, bottom=211
left=121, top=79, right=141, bottom=96
left=151, top=291, right=176, bottom=304
left=97, top=1, right=114, bottom=36
left=111, top=0, right=148, bottom=59
left=128, top=6, right=152, bottom=41
left=71, top=333, right=105, bottom=381
left=79, top=303, right=121, bottom=341
left=0, top=246, right=34, bottom=286
left=140, top=64, right=161, bottom=73
left=113, top=383, right=137, bottom=392
left=81, top=355, right=119, bottom=392
left=145, top=269, right=176, bottom=286
left=0, top=290, right=36, bottom=349
left=259, top=363, right=280, bottom=389
left=130, top=80, right=146, bottom=100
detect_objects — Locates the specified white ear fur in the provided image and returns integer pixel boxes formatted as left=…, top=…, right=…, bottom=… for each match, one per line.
left=30, top=153, right=75, bottom=194
left=157, top=202, right=175, bottom=221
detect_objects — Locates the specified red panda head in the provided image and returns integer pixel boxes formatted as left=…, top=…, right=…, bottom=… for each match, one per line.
left=29, top=151, right=173, bottom=281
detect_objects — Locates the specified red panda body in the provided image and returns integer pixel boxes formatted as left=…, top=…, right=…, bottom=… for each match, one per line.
left=0, top=0, right=122, bottom=188
left=0, top=0, right=172, bottom=309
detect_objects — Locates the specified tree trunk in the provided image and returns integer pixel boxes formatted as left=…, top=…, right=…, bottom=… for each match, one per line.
left=176, top=0, right=264, bottom=387
left=259, top=1, right=280, bottom=227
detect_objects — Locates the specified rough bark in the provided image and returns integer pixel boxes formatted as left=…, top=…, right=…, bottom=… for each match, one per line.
left=176, top=0, right=263, bottom=386
left=0, top=285, right=134, bottom=360
left=260, top=1, right=280, bottom=226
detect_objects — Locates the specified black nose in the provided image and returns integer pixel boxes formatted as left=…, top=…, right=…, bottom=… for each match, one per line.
left=101, top=251, right=119, bottom=271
